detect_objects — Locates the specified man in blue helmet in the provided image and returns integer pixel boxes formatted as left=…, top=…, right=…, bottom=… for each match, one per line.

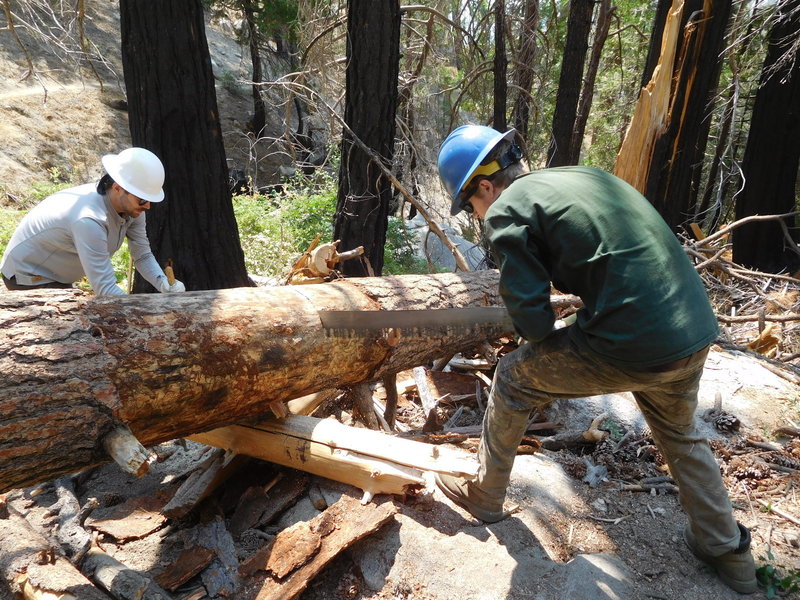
left=434, top=125, right=756, bottom=594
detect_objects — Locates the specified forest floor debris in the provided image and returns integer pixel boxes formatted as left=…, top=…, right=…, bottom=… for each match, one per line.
left=1, top=277, right=798, bottom=599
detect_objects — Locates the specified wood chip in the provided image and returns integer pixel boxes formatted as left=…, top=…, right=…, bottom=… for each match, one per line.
left=85, top=496, right=168, bottom=541
left=266, top=521, right=322, bottom=578
left=154, top=546, right=215, bottom=591
left=245, top=493, right=398, bottom=600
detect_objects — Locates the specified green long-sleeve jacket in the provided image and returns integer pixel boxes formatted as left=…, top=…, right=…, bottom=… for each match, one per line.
left=484, top=166, right=718, bottom=369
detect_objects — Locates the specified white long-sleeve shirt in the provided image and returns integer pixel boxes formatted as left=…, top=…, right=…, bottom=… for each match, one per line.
left=1, top=183, right=167, bottom=296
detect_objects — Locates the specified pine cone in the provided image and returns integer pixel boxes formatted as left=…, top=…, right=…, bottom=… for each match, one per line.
left=714, top=412, right=740, bottom=432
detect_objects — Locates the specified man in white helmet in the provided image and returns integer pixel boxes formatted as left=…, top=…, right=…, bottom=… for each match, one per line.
left=1, top=147, right=185, bottom=296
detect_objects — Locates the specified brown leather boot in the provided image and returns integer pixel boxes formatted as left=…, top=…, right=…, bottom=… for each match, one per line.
left=434, top=473, right=511, bottom=523
left=684, top=522, right=757, bottom=594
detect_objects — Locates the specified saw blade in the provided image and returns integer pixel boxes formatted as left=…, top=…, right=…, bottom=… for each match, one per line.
left=318, top=307, right=514, bottom=338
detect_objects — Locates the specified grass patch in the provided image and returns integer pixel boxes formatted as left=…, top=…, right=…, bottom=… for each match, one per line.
left=235, top=172, right=430, bottom=278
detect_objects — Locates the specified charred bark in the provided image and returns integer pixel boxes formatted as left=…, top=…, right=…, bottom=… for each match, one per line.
left=120, top=0, right=250, bottom=291
left=733, top=0, right=800, bottom=272
left=643, top=0, right=732, bottom=229
left=547, top=0, right=593, bottom=167
left=493, top=0, right=508, bottom=131
left=333, top=0, right=401, bottom=276
left=511, top=0, right=539, bottom=144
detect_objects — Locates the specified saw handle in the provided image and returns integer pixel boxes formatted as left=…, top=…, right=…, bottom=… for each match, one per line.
left=164, top=259, right=176, bottom=286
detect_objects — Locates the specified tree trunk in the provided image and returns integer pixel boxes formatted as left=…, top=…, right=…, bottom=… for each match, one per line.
left=512, top=0, right=539, bottom=145
left=493, top=0, right=508, bottom=131
left=571, top=0, right=613, bottom=161
left=643, top=0, right=732, bottom=229
left=333, top=0, right=401, bottom=276
left=548, top=0, right=593, bottom=167
left=120, top=0, right=250, bottom=291
left=0, top=271, right=511, bottom=493
left=242, top=0, right=267, bottom=138
left=733, top=0, right=800, bottom=272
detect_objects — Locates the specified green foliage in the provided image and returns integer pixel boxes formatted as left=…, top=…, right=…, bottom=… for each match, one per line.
left=219, top=70, right=248, bottom=97
left=111, top=239, right=132, bottom=289
left=757, top=552, right=800, bottom=598
left=256, top=0, right=299, bottom=32
left=601, top=417, right=624, bottom=442
left=234, top=173, right=430, bottom=279
left=383, top=216, right=429, bottom=275
left=251, top=0, right=300, bottom=47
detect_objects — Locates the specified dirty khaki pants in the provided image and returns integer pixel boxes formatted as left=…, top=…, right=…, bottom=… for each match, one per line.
left=477, top=327, right=740, bottom=556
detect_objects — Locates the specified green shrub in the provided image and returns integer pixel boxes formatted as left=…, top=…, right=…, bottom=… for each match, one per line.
left=383, top=215, right=429, bottom=275
left=234, top=172, right=431, bottom=278
left=757, top=552, right=800, bottom=598
left=233, top=173, right=338, bottom=279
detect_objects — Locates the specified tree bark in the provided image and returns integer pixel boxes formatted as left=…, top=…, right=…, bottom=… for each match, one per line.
left=242, top=0, right=267, bottom=138
left=572, top=0, right=613, bottom=161
left=547, top=0, right=593, bottom=167
left=733, top=0, right=800, bottom=272
left=333, top=0, right=401, bottom=276
left=120, top=0, right=250, bottom=291
left=0, top=271, right=508, bottom=493
left=511, top=0, right=539, bottom=144
left=493, top=0, right=508, bottom=131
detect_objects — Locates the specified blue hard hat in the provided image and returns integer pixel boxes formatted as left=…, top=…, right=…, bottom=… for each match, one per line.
left=437, top=125, right=516, bottom=215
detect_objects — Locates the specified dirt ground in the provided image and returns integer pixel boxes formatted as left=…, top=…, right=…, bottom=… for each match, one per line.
left=0, top=3, right=274, bottom=206
left=1, top=4, right=799, bottom=600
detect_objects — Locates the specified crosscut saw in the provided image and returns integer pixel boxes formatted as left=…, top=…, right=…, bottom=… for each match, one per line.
left=318, top=306, right=515, bottom=338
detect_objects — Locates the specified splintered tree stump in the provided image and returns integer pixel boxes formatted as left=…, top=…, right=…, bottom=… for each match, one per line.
left=0, top=271, right=512, bottom=493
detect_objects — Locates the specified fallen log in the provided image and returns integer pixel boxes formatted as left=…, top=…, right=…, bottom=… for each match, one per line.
left=190, top=414, right=480, bottom=500
left=1, top=271, right=516, bottom=493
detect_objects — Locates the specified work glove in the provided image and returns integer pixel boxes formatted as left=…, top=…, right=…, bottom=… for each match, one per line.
left=158, top=276, right=186, bottom=293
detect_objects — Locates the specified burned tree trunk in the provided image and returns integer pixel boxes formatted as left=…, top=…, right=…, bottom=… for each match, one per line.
left=333, top=0, right=401, bottom=276
left=547, top=0, right=593, bottom=167
left=0, top=271, right=511, bottom=493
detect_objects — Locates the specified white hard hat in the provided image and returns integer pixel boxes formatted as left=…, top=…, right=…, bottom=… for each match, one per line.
left=101, top=147, right=165, bottom=203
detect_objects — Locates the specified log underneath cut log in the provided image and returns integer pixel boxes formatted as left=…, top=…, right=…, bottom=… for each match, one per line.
left=1, top=271, right=516, bottom=493
left=190, top=414, right=480, bottom=499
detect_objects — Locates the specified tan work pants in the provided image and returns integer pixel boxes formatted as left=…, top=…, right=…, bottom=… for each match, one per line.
left=478, top=327, right=740, bottom=556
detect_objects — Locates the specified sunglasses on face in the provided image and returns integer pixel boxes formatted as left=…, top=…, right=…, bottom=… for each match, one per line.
left=459, top=179, right=482, bottom=214
left=126, top=191, right=149, bottom=206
